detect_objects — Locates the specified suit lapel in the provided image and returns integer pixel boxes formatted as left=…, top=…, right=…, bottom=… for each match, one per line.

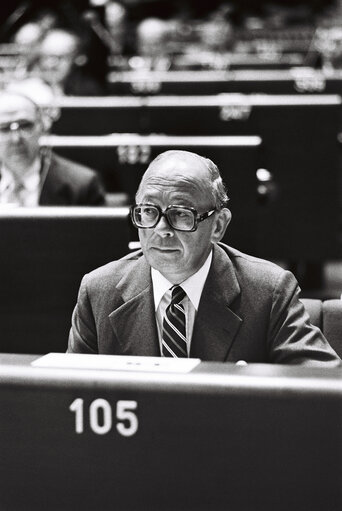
left=39, top=152, right=59, bottom=205
left=39, top=152, right=69, bottom=205
left=190, top=244, right=242, bottom=361
left=107, top=244, right=243, bottom=360
left=108, top=255, right=160, bottom=356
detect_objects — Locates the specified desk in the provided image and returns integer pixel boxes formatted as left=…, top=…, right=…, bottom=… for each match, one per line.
left=0, top=208, right=130, bottom=353
left=0, top=353, right=341, bottom=511
left=106, top=69, right=342, bottom=96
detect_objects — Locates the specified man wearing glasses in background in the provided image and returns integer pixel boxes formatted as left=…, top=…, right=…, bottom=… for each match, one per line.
left=0, top=91, right=105, bottom=206
left=68, top=150, right=340, bottom=366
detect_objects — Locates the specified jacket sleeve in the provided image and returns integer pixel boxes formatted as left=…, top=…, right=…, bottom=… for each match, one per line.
left=267, top=271, right=341, bottom=367
left=67, top=274, right=99, bottom=353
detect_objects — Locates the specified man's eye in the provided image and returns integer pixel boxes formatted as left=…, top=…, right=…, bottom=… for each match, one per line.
left=142, top=208, right=156, bottom=216
left=175, top=209, right=190, bottom=218
left=19, top=121, right=34, bottom=130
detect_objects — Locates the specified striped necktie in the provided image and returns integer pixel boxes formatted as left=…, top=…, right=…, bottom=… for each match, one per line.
left=162, top=285, right=188, bottom=358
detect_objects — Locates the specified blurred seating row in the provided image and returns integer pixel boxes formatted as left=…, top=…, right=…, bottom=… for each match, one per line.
left=51, top=93, right=342, bottom=136
left=106, top=69, right=342, bottom=96
left=45, top=94, right=342, bottom=263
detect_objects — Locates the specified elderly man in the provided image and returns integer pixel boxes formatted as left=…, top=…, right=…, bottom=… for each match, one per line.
left=0, top=91, right=105, bottom=206
left=68, top=150, right=340, bottom=366
left=32, top=28, right=106, bottom=96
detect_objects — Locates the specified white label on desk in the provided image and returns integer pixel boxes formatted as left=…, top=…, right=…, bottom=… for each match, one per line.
left=32, top=353, right=201, bottom=373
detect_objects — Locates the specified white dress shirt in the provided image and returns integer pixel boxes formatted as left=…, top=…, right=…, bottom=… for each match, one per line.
left=151, top=250, right=213, bottom=356
left=0, top=158, right=41, bottom=207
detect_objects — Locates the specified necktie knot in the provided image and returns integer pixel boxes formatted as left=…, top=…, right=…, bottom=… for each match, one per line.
left=171, top=285, right=186, bottom=304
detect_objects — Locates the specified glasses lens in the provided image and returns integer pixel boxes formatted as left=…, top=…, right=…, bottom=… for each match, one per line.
left=134, top=205, right=160, bottom=227
left=18, top=120, right=36, bottom=135
left=167, top=207, right=195, bottom=231
left=0, top=121, right=36, bottom=138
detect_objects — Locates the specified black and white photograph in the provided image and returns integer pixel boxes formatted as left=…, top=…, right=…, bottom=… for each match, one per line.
left=0, top=0, right=342, bottom=509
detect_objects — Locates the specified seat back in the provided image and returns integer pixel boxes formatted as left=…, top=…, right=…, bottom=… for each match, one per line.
left=301, top=298, right=342, bottom=358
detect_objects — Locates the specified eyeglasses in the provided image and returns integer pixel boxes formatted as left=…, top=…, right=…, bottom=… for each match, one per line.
left=0, top=120, right=38, bottom=138
left=131, top=203, right=217, bottom=232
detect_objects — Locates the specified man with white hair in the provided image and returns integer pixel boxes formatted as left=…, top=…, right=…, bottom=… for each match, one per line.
left=32, top=28, right=106, bottom=95
left=0, top=91, right=105, bottom=206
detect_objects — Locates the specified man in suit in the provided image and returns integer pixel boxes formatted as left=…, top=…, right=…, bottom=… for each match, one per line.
left=32, top=28, right=107, bottom=96
left=68, top=149, right=340, bottom=366
left=0, top=91, right=105, bottom=206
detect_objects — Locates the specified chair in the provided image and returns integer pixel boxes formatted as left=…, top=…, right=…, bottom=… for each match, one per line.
left=301, top=298, right=342, bottom=358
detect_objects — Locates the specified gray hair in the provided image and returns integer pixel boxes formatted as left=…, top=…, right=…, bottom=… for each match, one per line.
left=201, top=155, right=230, bottom=209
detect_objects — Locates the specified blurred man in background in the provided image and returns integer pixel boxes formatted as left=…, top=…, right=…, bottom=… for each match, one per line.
left=0, top=90, right=105, bottom=206
left=31, top=28, right=106, bottom=95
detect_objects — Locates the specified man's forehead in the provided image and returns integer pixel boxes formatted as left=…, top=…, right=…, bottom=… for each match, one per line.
left=141, top=182, right=196, bottom=198
left=40, top=34, right=78, bottom=56
left=138, top=178, right=209, bottom=208
left=0, top=95, right=37, bottom=119
left=137, top=152, right=212, bottom=201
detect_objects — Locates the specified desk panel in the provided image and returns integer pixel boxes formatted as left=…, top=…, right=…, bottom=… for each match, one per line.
left=106, top=69, right=342, bottom=96
left=0, top=354, right=341, bottom=511
left=0, top=208, right=130, bottom=354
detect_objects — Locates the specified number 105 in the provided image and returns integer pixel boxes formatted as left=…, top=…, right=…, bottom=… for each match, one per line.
left=69, top=398, right=138, bottom=437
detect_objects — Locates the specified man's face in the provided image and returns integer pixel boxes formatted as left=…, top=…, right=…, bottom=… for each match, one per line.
left=0, top=94, right=43, bottom=174
left=136, top=152, right=229, bottom=284
left=37, top=33, right=78, bottom=86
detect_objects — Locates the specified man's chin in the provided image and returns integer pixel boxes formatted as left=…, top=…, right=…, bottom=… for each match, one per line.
left=7, top=153, right=30, bottom=167
left=147, top=247, right=182, bottom=269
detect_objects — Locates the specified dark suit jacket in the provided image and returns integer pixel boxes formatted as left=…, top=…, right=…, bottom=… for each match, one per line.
left=68, top=243, right=341, bottom=367
left=39, top=152, right=105, bottom=206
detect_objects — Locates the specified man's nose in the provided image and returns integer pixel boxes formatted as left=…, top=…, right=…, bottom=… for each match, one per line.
left=9, top=127, right=23, bottom=142
left=154, top=214, right=174, bottom=237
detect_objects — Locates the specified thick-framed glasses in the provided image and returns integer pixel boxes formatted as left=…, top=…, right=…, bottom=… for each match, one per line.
left=0, top=120, right=38, bottom=139
left=131, top=203, right=217, bottom=232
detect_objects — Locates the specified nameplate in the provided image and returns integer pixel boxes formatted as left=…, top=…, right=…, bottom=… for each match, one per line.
left=32, top=353, right=201, bottom=373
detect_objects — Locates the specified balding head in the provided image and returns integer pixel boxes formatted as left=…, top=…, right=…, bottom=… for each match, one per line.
left=137, top=17, right=169, bottom=57
left=0, top=91, right=40, bottom=120
left=40, top=29, right=80, bottom=57
left=37, top=29, right=83, bottom=86
left=136, top=150, right=229, bottom=209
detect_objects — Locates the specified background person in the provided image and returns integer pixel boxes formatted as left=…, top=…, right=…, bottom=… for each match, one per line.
left=68, top=149, right=340, bottom=366
left=31, top=27, right=107, bottom=96
left=0, top=91, right=105, bottom=206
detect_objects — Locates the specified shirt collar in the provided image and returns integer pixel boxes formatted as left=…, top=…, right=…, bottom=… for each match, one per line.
left=151, top=249, right=213, bottom=311
left=0, top=157, right=41, bottom=192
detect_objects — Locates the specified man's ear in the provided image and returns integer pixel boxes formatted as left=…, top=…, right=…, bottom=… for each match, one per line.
left=40, top=106, right=61, bottom=132
left=211, top=208, right=232, bottom=243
